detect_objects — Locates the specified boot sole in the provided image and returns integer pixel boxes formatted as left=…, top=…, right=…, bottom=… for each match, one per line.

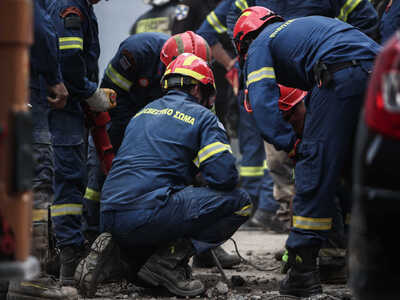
left=279, top=284, right=323, bottom=298
left=138, top=265, right=205, bottom=297
left=76, top=233, right=117, bottom=297
left=7, top=291, right=77, bottom=300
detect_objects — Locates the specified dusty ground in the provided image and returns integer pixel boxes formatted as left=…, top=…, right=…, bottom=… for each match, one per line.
left=78, top=229, right=353, bottom=300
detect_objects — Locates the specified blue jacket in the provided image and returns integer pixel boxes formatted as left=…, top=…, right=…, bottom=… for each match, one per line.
left=30, top=0, right=62, bottom=90
left=101, top=32, right=168, bottom=107
left=227, top=0, right=379, bottom=38
left=101, top=90, right=238, bottom=212
left=244, top=16, right=380, bottom=151
left=380, top=0, right=400, bottom=44
left=197, top=0, right=233, bottom=46
left=47, top=0, right=100, bottom=100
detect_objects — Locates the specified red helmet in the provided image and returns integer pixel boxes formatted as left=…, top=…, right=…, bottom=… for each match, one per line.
left=278, top=85, right=307, bottom=111
left=233, top=6, right=283, bottom=57
left=160, top=31, right=212, bottom=66
left=161, top=53, right=216, bottom=108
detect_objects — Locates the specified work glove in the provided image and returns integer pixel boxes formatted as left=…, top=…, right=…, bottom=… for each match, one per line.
left=225, top=58, right=239, bottom=96
left=288, top=138, right=301, bottom=162
left=85, top=88, right=117, bottom=112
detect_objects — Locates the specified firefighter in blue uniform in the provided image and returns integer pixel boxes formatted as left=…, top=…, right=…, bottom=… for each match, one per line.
left=227, top=0, right=380, bottom=40
left=380, top=0, right=400, bottom=44
left=7, top=1, right=80, bottom=299
left=83, top=32, right=212, bottom=238
left=197, top=0, right=288, bottom=232
left=233, top=7, right=380, bottom=297
left=47, top=0, right=116, bottom=286
left=83, top=31, right=242, bottom=270
left=77, top=53, right=251, bottom=297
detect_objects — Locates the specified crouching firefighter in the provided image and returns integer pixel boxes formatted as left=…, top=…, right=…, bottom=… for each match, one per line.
left=75, top=53, right=252, bottom=297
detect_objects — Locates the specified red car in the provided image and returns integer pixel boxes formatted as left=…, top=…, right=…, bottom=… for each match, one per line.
left=349, top=32, right=400, bottom=300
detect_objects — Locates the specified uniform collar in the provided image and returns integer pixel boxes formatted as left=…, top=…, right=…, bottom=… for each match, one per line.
left=166, top=89, right=199, bottom=104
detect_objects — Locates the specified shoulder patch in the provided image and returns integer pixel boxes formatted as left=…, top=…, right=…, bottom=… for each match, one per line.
left=175, top=4, right=189, bottom=21
left=60, top=7, right=83, bottom=29
left=119, top=50, right=135, bottom=72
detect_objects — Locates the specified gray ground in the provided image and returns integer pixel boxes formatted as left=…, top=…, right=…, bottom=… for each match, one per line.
left=78, top=230, right=353, bottom=300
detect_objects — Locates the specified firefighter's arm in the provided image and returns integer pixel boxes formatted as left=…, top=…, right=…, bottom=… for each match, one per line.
left=334, top=0, right=379, bottom=40
left=57, top=7, right=97, bottom=100
left=194, top=113, right=238, bottom=190
left=246, top=47, right=297, bottom=152
left=226, top=0, right=250, bottom=38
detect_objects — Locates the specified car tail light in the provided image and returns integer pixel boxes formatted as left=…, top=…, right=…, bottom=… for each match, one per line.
left=365, top=31, right=400, bottom=139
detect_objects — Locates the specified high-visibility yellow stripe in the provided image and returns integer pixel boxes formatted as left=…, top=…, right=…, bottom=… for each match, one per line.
left=84, top=187, right=100, bottom=202
left=246, top=67, right=275, bottom=86
left=235, top=0, right=248, bottom=11
left=59, top=37, right=83, bottom=50
left=240, top=160, right=268, bottom=176
left=235, top=204, right=252, bottom=216
left=240, top=165, right=264, bottom=177
left=50, top=204, right=83, bottom=217
left=105, top=64, right=132, bottom=92
left=293, top=215, right=332, bottom=230
left=183, top=55, right=198, bottom=66
left=338, top=0, right=362, bottom=22
left=174, top=68, right=205, bottom=82
left=206, top=11, right=227, bottom=34
left=32, top=209, right=48, bottom=222
left=193, top=142, right=232, bottom=167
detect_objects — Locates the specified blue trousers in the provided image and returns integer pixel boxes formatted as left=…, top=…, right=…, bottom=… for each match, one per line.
left=49, top=99, right=87, bottom=248
left=237, top=92, right=278, bottom=213
left=30, top=87, right=54, bottom=197
left=82, top=136, right=105, bottom=238
left=286, top=61, right=374, bottom=250
left=101, top=186, right=251, bottom=268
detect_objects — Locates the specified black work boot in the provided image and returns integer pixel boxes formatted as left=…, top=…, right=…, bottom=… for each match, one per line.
left=279, top=247, right=322, bottom=297
left=192, top=246, right=241, bottom=269
left=249, top=209, right=289, bottom=233
left=6, top=219, right=78, bottom=300
left=75, top=232, right=124, bottom=297
left=60, top=245, right=86, bottom=286
left=7, top=277, right=78, bottom=300
left=318, top=250, right=347, bottom=284
left=138, top=239, right=205, bottom=297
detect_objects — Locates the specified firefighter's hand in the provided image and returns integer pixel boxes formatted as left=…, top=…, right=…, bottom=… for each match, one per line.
left=225, top=58, right=239, bottom=96
left=288, top=138, right=301, bottom=162
left=47, top=82, right=68, bottom=109
left=85, top=88, right=117, bottom=112
left=283, top=101, right=306, bottom=138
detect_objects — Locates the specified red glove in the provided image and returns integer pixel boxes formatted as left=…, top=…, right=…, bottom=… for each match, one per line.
left=225, top=58, right=239, bottom=96
left=288, top=138, right=301, bottom=161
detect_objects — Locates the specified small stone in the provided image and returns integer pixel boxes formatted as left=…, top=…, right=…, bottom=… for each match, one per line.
left=231, top=275, right=246, bottom=287
left=215, top=281, right=229, bottom=294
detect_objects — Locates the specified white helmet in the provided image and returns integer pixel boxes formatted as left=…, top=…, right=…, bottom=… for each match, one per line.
left=143, top=0, right=170, bottom=6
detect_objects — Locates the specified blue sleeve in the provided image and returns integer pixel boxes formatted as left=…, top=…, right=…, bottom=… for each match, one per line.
left=245, top=45, right=297, bottom=152
left=333, top=0, right=379, bottom=38
left=196, top=0, right=231, bottom=46
left=195, top=112, right=239, bottom=190
left=31, top=1, right=62, bottom=86
left=57, top=9, right=97, bottom=99
left=226, top=0, right=250, bottom=38
left=380, top=0, right=400, bottom=44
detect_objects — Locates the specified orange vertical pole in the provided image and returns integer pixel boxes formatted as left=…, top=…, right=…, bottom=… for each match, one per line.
left=0, top=0, right=33, bottom=261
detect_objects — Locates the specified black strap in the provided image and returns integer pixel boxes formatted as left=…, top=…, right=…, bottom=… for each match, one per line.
left=314, top=60, right=360, bottom=88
